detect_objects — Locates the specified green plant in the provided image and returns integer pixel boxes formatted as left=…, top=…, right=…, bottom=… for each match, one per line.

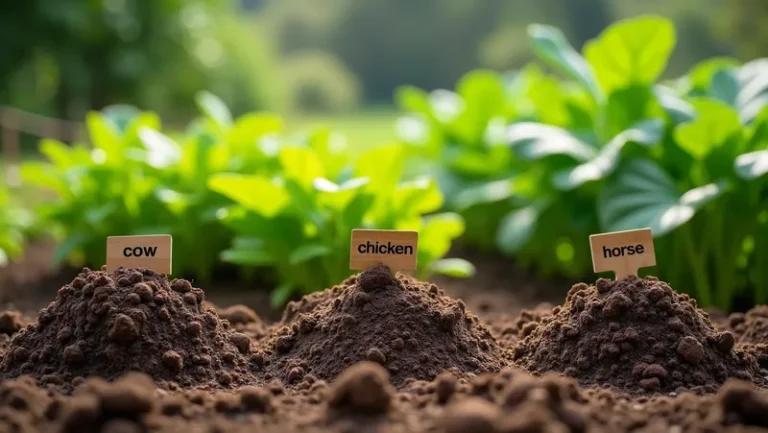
left=0, top=185, right=34, bottom=266
left=394, top=70, right=519, bottom=251
left=20, top=93, right=282, bottom=280
left=209, top=142, right=474, bottom=306
left=511, top=17, right=768, bottom=309
left=395, top=14, right=768, bottom=309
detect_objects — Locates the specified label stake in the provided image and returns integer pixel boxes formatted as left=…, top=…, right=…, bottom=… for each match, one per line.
left=589, top=228, right=655, bottom=279
left=107, top=235, right=173, bottom=274
left=350, top=229, right=418, bottom=271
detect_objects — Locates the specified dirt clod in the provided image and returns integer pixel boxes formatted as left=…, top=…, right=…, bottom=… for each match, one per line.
left=327, top=362, right=393, bottom=415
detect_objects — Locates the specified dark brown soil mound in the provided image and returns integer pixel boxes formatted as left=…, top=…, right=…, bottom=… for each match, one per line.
left=0, top=267, right=256, bottom=390
left=729, top=306, right=768, bottom=344
left=513, top=276, right=765, bottom=394
left=262, top=264, right=506, bottom=388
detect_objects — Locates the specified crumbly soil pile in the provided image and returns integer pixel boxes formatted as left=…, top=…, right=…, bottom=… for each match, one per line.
left=729, top=306, right=768, bottom=344
left=262, top=264, right=505, bottom=388
left=513, top=276, right=765, bottom=394
left=0, top=267, right=255, bottom=390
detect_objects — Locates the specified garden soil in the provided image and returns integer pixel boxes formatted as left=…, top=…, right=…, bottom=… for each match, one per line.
left=0, top=267, right=257, bottom=390
left=2, top=266, right=768, bottom=432
left=514, top=276, right=765, bottom=395
left=263, top=264, right=507, bottom=387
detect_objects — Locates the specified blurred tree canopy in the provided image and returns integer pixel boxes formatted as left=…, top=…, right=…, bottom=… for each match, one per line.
left=0, top=0, right=282, bottom=119
left=260, top=0, right=738, bottom=104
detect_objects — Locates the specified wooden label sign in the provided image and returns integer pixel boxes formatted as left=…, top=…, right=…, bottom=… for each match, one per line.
left=589, top=228, right=655, bottom=279
left=106, top=235, right=172, bottom=274
left=350, top=229, right=418, bottom=271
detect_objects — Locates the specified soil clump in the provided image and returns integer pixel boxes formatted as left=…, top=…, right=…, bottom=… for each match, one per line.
left=514, top=276, right=765, bottom=394
left=0, top=267, right=256, bottom=390
left=263, top=264, right=505, bottom=388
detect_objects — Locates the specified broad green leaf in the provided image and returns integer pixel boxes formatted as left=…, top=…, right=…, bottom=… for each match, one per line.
left=395, top=85, right=431, bottom=114
left=196, top=91, right=232, bottom=129
left=674, top=99, right=741, bottom=159
left=599, top=159, right=727, bottom=236
left=138, top=127, right=181, bottom=168
left=554, top=119, right=664, bottom=190
left=342, top=193, right=376, bottom=230
left=40, top=139, right=75, bottom=168
left=428, top=258, right=476, bottom=278
left=420, top=212, right=465, bottom=260
left=208, top=174, right=289, bottom=217
left=603, top=86, right=665, bottom=137
left=354, top=144, right=405, bottom=194
left=711, top=69, right=740, bottom=107
left=507, top=122, right=596, bottom=161
left=735, top=149, right=768, bottom=179
left=584, top=16, right=676, bottom=93
left=654, top=85, right=695, bottom=123
left=394, top=177, right=443, bottom=215
left=289, top=244, right=332, bottom=265
left=527, top=24, right=602, bottom=102
left=422, top=212, right=465, bottom=239
left=229, top=113, right=283, bottom=143
left=689, top=57, right=740, bottom=91
left=20, top=162, right=66, bottom=194
left=279, top=147, right=324, bottom=190
left=737, top=60, right=768, bottom=124
left=496, top=203, right=544, bottom=254
left=452, top=178, right=517, bottom=211
left=87, top=112, right=121, bottom=157
left=315, top=177, right=370, bottom=211
left=429, top=90, right=464, bottom=124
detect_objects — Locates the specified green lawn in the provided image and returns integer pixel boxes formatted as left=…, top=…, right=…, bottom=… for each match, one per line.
left=286, top=109, right=400, bottom=154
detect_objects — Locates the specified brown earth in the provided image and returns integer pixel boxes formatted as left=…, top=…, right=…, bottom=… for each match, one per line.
left=1, top=265, right=768, bottom=432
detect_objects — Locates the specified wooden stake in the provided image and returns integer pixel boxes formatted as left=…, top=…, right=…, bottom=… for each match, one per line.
left=589, top=228, right=656, bottom=280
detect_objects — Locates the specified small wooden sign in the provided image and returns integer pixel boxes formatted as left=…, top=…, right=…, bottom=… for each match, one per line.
left=106, top=235, right=172, bottom=274
left=589, top=228, right=655, bottom=279
left=350, top=229, right=418, bottom=271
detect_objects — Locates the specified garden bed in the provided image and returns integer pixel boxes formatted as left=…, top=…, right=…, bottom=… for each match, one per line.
left=0, top=264, right=767, bottom=433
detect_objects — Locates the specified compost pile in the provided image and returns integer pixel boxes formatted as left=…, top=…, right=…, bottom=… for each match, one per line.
left=0, top=267, right=255, bottom=390
left=3, top=267, right=768, bottom=432
left=263, top=264, right=505, bottom=387
left=513, top=276, right=765, bottom=394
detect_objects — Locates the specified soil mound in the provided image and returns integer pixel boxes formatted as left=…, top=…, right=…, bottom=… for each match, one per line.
left=728, top=306, right=768, bottom=344
left=264, top=264, right=505, bottom=388
left=0, top=267, right=255, bottom=389
left=513, top=276, right=765, bottom=394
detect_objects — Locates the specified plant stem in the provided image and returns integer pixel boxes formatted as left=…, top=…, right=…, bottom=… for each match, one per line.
left=681, top=225, right=712, bottom=307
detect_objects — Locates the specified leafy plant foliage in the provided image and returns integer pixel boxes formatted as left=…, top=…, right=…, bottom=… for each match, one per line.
left=396, top=15, right=768, bottom=309
left=21, top=93, right=471, bottom=304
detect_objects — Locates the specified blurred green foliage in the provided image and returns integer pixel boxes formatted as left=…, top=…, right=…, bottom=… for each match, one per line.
left=17, top=93, right=471, bottom=304
left=397, top=15, right=768, bottom=310
left=0, top=185, right=35, bottom=266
